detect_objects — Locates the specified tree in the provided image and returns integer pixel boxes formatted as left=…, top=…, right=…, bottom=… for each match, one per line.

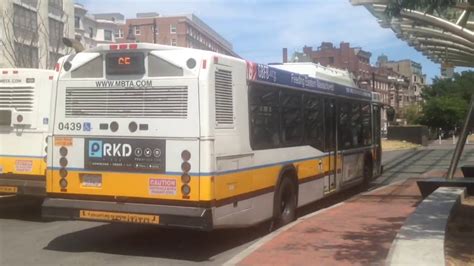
left=0, top=0, right=72, bottom=69
left=402, top=104, right=422, bottom=125
left=417, top=71, right=474, bottom=131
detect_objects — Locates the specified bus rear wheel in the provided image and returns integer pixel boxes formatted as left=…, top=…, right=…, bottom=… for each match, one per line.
left=273, top=177, right=297, bottom=228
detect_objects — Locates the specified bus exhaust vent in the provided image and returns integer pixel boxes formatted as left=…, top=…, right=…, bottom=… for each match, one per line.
left=0, top=86, right=35, bottom=112
left=215, top=69, right=233, bottom=126
left=65, top=87, right=188, bottom=118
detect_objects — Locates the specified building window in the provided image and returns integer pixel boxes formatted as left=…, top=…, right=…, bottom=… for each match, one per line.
left=48, top=0, right=63, bottom=17
left=49, top=18, right=64, bottom=48
left=20, top=0, right=38, bottom=7
left=171, top=38, right=177, bottom=46
left=170, top=24, right=177, bottom=34
left=328, top=57, right=334, bottom=64
left=153, top=25, right=159, bottom=34
left=89, top=27, right=94, bottom=38
left=104, top=30, right=112, bottom=41
left=74, top=16, right=80, bottom=28
left=13, top=4, right=38, bottom=39
left=49, top=51, right=63, bottom=69
left=14, top=42, right=38, bottom=68
left=134, top=26, right=140, bottom=35
left=114, top=28, right=123, bottom=39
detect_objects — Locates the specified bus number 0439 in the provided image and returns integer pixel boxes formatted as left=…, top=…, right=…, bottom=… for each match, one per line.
left=58, top=122, right=82, bottom=131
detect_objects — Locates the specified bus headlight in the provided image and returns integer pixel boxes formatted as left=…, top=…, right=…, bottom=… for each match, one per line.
left=16, top=114, right=23, bottom=123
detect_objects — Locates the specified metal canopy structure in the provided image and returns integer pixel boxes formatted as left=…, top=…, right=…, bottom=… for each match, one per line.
left=350, top=0, right=474, bottom=68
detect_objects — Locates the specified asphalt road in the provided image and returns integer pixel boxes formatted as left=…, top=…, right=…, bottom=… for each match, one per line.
left=1, top=144, right=472, bottom=266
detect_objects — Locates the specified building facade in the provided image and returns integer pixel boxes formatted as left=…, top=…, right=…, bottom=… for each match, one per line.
left=0, top=0, right=74, bottom=69
left=376, top=55, right=426, bottom=103
left=74, top=4, right=119, bottom=50
left=108, top=13, right=236, bottom=57
left=298, top=42, right=372, bottom=80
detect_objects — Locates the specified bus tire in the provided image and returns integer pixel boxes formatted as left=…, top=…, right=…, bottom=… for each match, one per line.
left=273, top=177, right=297, bottom=229
left=363, top=155, right=373, bottom=188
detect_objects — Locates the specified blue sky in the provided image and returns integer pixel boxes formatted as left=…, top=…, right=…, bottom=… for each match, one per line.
left=77, top=0, right=472, bottom=83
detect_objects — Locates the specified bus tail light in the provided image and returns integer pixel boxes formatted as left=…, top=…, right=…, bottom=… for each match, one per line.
left=181, top=184, right=191, bottom=196
left=129, top=43, right=137, bottom=49
left=181, top=150, right=191, bottom=197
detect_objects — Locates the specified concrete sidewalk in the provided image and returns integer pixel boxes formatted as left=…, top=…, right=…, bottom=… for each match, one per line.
left=237, top=179, right=423, bottom=266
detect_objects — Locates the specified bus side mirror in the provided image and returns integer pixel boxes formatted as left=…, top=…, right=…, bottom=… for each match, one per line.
left=63, top=38, right=85, bottom=53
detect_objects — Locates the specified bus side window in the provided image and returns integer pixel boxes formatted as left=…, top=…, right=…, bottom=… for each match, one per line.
left=304, top=95, right=324, bottom=150
left=361, top=103, right=372, bottom=146
left=338, top=101, right=352, bottom=149
left=249, top=85, right=280, bottom=150
left=281, top=90, right=303, bottom=146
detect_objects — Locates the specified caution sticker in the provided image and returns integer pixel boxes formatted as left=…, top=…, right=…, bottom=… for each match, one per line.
left=149, top=178, right=177, bottom=195
left=15, top=160, right=33, bottom=173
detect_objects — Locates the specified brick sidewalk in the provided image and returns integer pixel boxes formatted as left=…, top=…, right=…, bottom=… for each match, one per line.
left=238, top=179, right=423, bottom=266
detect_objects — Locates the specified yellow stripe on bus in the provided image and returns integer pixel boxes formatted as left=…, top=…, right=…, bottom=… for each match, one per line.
left=47, top=155, right=341, bottom=204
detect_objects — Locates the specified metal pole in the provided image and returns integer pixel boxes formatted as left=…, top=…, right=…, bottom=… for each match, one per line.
left=447, top=95, right=474, bottom=179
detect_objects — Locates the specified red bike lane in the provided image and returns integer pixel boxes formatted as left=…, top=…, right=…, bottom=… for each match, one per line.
left=237, top=178, right=423, bottom=266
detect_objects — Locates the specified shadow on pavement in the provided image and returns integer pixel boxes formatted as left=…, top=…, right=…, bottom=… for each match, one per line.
left=0, top=196, right=47, bottom=222
left=44, top=221, right=271, bottom=263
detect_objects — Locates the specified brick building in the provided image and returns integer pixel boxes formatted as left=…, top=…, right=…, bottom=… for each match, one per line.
left=97, top=12, right=236, bottom=57
left=376, top=55, right=426, bottom=103
left=298, top=42, right=372, bottom=80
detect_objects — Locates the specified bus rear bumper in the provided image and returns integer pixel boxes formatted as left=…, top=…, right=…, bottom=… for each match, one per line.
left=42, top=197, right=214, bottom=231
left=0, top=175, right=46, bottom=196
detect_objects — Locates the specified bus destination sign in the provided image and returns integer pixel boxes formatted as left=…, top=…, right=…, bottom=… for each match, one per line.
left=106, top=52, right=145, bottom=75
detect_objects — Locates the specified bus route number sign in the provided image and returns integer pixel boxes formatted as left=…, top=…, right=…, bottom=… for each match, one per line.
left=84, top=138, right=165, bottom=173
left=106, top=52, right=145, bottom=75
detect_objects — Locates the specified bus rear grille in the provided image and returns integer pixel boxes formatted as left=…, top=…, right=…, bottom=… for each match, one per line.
left=65, top=87, right=188, bottom=118
left=0, top=86, right=35, bottom=112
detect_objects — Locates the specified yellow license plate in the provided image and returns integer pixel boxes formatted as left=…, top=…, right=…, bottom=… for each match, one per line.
left=79, top=210, right=160, bottom=225
left=0, top=186, right=18, bottom=193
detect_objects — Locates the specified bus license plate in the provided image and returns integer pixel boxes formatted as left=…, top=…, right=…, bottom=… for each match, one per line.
left=80, top=174, right=102, bottom=188
left=79, top=210, right=160, bottom=225
left=0, top=186, right=18, bottom=193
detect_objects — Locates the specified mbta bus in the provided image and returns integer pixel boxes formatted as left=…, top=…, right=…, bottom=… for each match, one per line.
left=43, top=43, right=382, bottom=230
left=0, top=68, right=56, bottom=196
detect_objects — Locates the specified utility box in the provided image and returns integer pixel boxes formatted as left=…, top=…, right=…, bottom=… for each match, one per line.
left=387, top=125, right=429, bottom=146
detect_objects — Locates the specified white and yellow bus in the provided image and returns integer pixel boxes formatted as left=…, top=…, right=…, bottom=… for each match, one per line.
left=43, top=43, right=382, bottom=230
left=0, top=68, right=56, bottom=196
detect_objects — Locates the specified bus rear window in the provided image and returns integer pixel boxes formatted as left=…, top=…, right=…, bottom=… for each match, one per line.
left=106, top=52, right=145, bottom=75
left=71, top=55, right=103, bottom=78
left=148, top=54, right=183, bottom=77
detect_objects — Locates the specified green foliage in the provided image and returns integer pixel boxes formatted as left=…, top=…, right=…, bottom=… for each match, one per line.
left=418, top=71, right=474, bottom=131
left=385, top=0, right=458, bottom=17
left=402, top=104, right=422, bottom=125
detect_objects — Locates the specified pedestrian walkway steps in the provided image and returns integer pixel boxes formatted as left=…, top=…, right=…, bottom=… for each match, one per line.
left=386, top=187, right=465, bottom=266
